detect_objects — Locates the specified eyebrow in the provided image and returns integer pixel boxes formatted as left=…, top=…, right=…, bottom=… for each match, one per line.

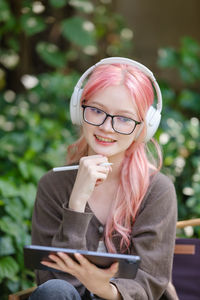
left=88, top=101, right=138, bottom=119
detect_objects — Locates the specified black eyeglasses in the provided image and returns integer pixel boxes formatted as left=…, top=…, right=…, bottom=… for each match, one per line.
left=82, top=104, right=141, bottom=135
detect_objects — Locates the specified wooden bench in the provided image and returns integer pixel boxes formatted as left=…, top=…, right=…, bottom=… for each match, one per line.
left=8, top=286, right=36, bottom=300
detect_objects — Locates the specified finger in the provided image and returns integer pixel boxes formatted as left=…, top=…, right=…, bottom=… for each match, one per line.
left=41, top=260, right=63, bottom=271
left=74, top=253, right=93, bottom=269
left=95, top=179, right=103, bottom=186
left=80, top=156, right=109, bottom=167
left=93, top=169, right=109, bottom=178
left=93, top=172, right=109, bottom=182
left=49, top=254, right=67, bottom=270
left=108, top=262, right=119, bottom=276
left=96, top=165, right=111, bottom=174
left=98, top=262, right=119, bottom=279
left=57, top=252, right=80, bottom=269
left=80, top=155, right=106, bottom=162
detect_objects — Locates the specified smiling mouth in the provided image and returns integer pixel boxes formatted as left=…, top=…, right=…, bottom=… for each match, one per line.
left=95, top=135, right=116, bottom=143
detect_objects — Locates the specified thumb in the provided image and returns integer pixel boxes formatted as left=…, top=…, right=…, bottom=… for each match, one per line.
left=110, top=262, right=119, bottom=274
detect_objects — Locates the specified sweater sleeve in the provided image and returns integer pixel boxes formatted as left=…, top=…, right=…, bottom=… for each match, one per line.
left=52, top=206, right=93, bottom=249
left=111, top=173, right=178, bottom=300
left=31, top=169, right=93, bottom=295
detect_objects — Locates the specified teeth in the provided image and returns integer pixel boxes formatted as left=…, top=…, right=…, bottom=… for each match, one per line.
left=95, top=135, right=115, bottom=142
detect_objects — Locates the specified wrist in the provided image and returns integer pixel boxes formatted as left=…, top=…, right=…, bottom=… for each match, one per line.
left=109, top=283, right=122, bottom=300
left=97, top=283, right=122, bottom=300
left=69, top=194, right=88, bottom=212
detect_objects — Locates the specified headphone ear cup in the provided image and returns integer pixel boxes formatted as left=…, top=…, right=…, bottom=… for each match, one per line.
left=145, top=106, right=161, bottom=142
left=70, top=87, right=83, bottom=125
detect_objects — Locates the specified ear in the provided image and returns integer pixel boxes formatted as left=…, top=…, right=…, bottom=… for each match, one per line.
left=144, top=106, right=161, bottom=142
left=70, top=87, right=83, bottom=125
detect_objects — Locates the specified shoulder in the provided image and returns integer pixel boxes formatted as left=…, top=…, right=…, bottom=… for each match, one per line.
left=140, top=171, right=177, bottom=211
left=150, top=171, right=176, bottom=194
left=37, top=166, right=77, bottom=194
left=34, top=166, right=78, bottom=210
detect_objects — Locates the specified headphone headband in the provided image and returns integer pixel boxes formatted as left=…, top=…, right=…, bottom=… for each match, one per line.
left=74, top=57, right=162, bottom=112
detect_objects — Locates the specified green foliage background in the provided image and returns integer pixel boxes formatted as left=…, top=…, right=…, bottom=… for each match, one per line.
left=0, top=0, right=199, bottom=298
left=157, top=37, right=200, bottom=223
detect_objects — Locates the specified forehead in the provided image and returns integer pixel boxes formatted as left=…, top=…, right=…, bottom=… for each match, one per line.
left=87, top=85, right=137, bottom=115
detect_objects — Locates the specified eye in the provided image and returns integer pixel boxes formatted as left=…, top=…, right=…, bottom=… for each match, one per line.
left=116, top=116, right=133, bottom=123
left=89, top=107, right=104, bottom=115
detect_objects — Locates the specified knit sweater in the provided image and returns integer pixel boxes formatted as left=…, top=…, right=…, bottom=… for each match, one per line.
left=31, top=168, right=178, bottom=300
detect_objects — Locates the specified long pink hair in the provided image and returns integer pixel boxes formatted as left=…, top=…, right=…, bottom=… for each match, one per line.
left=67, top=63, right=162, bottom=253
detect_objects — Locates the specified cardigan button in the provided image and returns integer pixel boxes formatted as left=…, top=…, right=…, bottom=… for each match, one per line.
left=98, top=226, right=104, bottom=234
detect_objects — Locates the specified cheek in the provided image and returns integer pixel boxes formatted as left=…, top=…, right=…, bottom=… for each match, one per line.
left=120, top=134, right=135, bottom=150
left=82, top=123, right=93, bottom=141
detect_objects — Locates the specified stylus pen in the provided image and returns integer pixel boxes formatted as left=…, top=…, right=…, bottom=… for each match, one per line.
left=53, top=162, right=113, bottom=172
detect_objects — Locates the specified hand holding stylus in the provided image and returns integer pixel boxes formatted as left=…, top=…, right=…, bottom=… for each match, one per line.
left=68, top=155, right=112, bottom=212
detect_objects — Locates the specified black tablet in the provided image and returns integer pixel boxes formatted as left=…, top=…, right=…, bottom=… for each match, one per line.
left=24, top=245, right=140, bottom=279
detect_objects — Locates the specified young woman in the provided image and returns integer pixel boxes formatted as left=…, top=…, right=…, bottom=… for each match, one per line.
left=29, top=58, right=178, bottom=300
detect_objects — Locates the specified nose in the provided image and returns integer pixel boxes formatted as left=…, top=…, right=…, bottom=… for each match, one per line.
left=99, top=115, right=114, bottom=132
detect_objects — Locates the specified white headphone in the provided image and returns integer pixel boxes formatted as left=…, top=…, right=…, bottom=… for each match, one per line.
left=70, top=57, right=162, bottom=142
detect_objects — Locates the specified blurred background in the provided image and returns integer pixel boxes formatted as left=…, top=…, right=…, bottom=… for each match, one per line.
left=0, top=0, right=200, bottom=298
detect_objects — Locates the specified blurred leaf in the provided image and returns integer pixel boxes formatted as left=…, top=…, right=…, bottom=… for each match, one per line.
left=20, top=14, right=46, bottom=36
left=37, top=71, right=80, bottom=98
left=0, top=216, right=22, bottom=237
left=18, top=160, right=30, bottom=179
left=158, top=47, right=179, bottom=68
left=158, top=82, right=176, bottom=106
left=181, top=36, right=200, bottom=56
left=0, top=133, right=27, bottom=152
left=7, top=37, right=20, bottom=52
left=19, top=183, right=36, bottom=209
left=62, top=16, right=95, bottom=47
left=0, top=0, right=11, bottom=23
left=18, top=160, right=46, bottom=181
left=29, top=165, right=46, bottom=182
left=0, top=14, right=17, bottom=36
left=28, top=134, right=45, bottom=152
left=41, top=143, right=67, bottom=167
left=49, top=0, right=69, bottom=8
left=0, top=236, right=15, bottom=256
left=179, top=64, right=200, bottom=83
left=0, top=256, right=19, bottom=281
left=179, top=90, right=200, bottom=113
left=4, top=198, right=25, bottom=221
left=159, top=36, right=200, bottom=84
left=6, top=279, right=20, bottom=293
left=0, top=180, right=19, bottom=198
left=36, top=42, right=67, bottom=68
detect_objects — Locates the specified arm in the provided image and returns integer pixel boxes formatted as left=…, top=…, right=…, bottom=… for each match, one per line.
left=31, top=156, right=113, bottom=295
left=111, top=172, right=178, bottom=300
left=31, top=169, right=93, bottom=294
left=32, top=157, right=122, bottom=299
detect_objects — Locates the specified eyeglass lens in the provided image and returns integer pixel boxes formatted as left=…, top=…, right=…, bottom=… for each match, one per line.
left=83, top=106, right=138, bottom=135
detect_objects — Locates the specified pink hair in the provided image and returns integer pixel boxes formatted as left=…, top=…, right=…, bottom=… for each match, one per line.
left=67, top=63, right=162, bottom=253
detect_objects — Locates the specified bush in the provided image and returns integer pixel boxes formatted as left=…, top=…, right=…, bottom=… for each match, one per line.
left=0, top=0, right=134, bottom=298
left=157, top=37, right=200, bottom=233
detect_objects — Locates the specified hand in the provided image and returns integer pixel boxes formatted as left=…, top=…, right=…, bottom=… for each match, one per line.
left=69, top=155, right=112, bottom=212
left=41, top=252, right=121, bottom=300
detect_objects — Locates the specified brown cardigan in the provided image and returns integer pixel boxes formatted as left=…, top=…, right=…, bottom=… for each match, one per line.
left=31, top=168, right=178, bottom=300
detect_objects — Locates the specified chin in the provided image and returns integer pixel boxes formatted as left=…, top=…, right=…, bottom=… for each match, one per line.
left=89, top=144, right=113, bottom=156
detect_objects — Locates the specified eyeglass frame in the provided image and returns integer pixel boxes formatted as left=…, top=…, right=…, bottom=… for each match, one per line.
left=81, top=104, right=142, bottom=135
